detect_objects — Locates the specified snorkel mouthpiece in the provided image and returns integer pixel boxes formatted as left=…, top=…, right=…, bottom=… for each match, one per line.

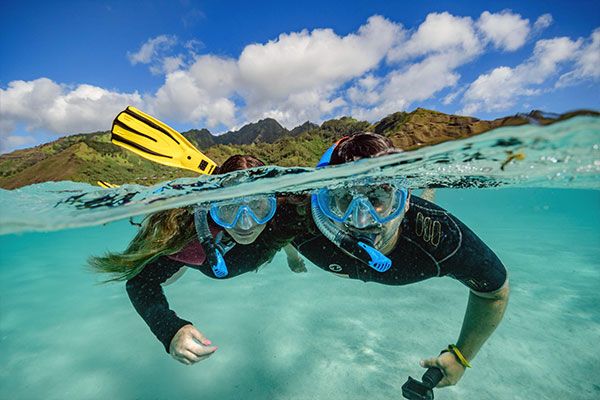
left=358, top=241, right=392, bottom=272
left=194, top=207, right=229, bottom=278
left=201, top=236, right=228, bottom=278
left=210, top=249, right=228, bottom=278
left=337, top=234, right=391, bottom=273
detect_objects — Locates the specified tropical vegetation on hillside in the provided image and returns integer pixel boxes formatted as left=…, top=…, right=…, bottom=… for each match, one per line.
left=1, top=108, right=594, bottom=189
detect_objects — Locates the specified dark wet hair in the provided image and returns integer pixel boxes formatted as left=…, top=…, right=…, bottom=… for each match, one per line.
left=217, top=154, right=265, bottom=174
left=329, top=132, right=397, bottom=165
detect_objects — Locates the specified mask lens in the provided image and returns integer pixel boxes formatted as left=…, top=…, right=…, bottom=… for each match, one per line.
left=366, top=185, right=397, bottom=218
left=211, top=195, right=276, bottom=228
left=318, top=187, right=353, bottom=220
left=318, top=182, right=407, bottom=225
left=214, top=203, right=241, bottom=225
left=246, top=197, right=274, bottom=221
left=332, top=189, right=354, bottom=216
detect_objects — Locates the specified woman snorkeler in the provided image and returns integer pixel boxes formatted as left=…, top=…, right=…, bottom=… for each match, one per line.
left=90, top=155, right=307, bottom=365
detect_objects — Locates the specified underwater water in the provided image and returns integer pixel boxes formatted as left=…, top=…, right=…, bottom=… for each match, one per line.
left=0, top=116, right=599, bottom=399
left=1, top=189, right=599, bottom=400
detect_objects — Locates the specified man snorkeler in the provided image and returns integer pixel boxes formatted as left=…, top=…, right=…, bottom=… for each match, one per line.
left=293, top=132, right=510, bottom=388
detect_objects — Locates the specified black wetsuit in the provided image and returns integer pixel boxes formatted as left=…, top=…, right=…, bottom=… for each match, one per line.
left=292, top=196, right=507, bottom=292
left=126, top=202, right=305, bottom=352
left=127, top=196, right=506, bottom=352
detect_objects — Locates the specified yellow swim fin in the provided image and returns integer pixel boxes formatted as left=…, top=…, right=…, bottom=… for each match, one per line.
left=111, top=106, right=218, bottom=175
left=97, top=180, right=119, bottom=189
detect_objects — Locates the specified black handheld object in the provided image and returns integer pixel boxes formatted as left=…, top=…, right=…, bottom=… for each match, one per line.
left=402, top=367, right=443, bottom=400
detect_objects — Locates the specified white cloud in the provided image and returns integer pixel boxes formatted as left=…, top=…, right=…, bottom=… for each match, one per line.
left=238, top=15, right=401, bottom=101
left=347, top=75, right=382, bottom=106
left=355, top=12, right=481, bottom=121
left=0, top=78, right=143, bottom=140
left=442, top=87, right=465, bottom=105
left=184, top=39, right=204, bottom=53
left=388, top=12, right=480, bottom=62
left=350, top=53, right=464, bottom=121
left=127, top=35, right=177, bottom=65
left=461, top=36, right=581, bottom=114
left=149, top=55, right=240, bottom=127
left=2, top=14, right=401, bottom=140
left=385, top=53, right=462, bottom=101
left=533, top=14, right=553, bottom=32
left=151, top=15, right=402, bottom=129
left=557, top=28, right=600, bottom=87
left=251, top=90, right=347, bottom=129
left=150, top=55, right=185, bottom=75
left=477, top=10, right=530, bottom=51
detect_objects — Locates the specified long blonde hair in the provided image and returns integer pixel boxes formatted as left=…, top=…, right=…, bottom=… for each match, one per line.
left=89, top=155, right=266, bottom=281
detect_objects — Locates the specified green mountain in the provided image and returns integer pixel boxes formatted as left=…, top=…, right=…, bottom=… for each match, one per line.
left=217, top=118, right=288, bottom=145
left=1, top=108, right=596, bottom=189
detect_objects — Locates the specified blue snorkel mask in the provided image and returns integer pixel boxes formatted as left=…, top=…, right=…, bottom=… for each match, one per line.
left=194, top=195, right=277, bottom=278
left=209, top=196, right=277, bottom=229
left=311, top=139, right=407, bottom=273
left=315, top=184, right=408, bottom=229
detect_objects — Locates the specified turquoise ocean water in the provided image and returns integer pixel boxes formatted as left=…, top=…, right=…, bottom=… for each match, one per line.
left=1, top=117, right=599, bottom=399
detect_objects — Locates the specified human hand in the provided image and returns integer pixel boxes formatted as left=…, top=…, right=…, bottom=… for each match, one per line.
left=169, top=324, right=217, bottom=365
left=283, top=243, right=307, bottom=273
left=287, top=255, right=307, bottom=273
left=419, top=351, right=466, bottom=387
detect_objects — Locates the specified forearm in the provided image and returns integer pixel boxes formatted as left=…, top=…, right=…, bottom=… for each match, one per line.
left=284, top=243, right=299, bottom=258
left=126, top=257, right=192, bottom=352
left=455, top=282, right=510, bottom=361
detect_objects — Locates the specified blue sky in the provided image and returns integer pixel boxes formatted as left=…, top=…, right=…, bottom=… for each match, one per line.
left=1, top=0, right=598, bottom=153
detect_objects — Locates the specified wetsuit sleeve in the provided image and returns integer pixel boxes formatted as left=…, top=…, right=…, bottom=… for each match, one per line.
left=442, top=217, right=508, bottom=294
left=126, top=257, right=193, bottom=353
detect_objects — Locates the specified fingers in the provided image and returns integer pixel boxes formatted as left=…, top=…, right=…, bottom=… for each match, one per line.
left=419, top=357, right=442, bottom=369
left=436, top=378, right=453, bottom=388
left=188, top=343, right=218, bottom=358
left=419, top=357, right=449, bottom=388
left=189, top=327, right=213, bottom=346
left=419, top=354, right=464, bottom=388
left=173, top=347, right=217, bottom=365
left=182, top=349, right=214, bottom=363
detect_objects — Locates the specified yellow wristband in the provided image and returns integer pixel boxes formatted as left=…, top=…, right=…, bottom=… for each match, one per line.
left=448, top=344, right=472, bottom=368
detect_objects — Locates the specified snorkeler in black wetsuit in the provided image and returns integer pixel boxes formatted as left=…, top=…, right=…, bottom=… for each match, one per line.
left=294, top=132, right=509, bottom=389
left=125, top=197, right=305, bottom=354
left=91, top=155, right=307, bottom=365
left=294, top=194, right=507, bottom=292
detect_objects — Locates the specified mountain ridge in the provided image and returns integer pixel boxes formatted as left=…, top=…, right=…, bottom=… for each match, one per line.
left=1, top=108, right=597, bottom=189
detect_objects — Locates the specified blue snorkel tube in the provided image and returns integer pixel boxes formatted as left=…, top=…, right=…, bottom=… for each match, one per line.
left=311, top=143, right=392, bottom=273
left=194, top=207, right=228, bottom=278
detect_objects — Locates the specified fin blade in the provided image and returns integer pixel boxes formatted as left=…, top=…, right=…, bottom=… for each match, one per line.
left=97, top=180, right=119, bottom=189
left=111, top=106, right=218, bottom=175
